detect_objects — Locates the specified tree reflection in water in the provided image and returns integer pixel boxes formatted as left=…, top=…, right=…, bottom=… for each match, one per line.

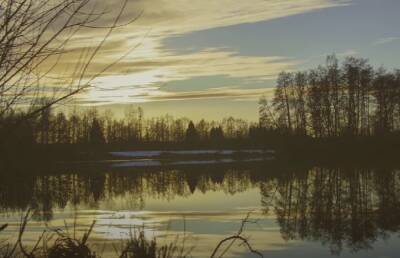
left=264, top=167, right=400, bottom=254
left=0, top=163, right=399, bottom=255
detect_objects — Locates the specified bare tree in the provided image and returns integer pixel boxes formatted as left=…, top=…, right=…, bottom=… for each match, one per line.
left=0, top=0, right=137, bottom=123
left=293, top=71, right=308, bottom=135
left=258, top=95, right=277, bottom=129
left=274, top=71, right=294, bottom=132
left=326, top=55, right=342, bottom=136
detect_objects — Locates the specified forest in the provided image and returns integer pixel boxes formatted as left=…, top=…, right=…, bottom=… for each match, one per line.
left=260, top=55, right=400, bottom=137
left=2, top=55, right=400, bottom=160
left=0, top=106, right=251, bottom=148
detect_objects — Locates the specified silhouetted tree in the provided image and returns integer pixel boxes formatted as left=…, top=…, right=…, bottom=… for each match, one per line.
left=185, top=121, right=199, bottom=143
left=274, top=71, right=294, bottom=132
left=260, top=55, right=400, bottom=138
left=293, top=71, right=308, bottom=135
left=210, top=126, right=224, bottom=143
left=373, top=68, right=397, bottom=134
left=259, top=95, right=276, bottom=129
left=89, top=119, right=105, bottom=145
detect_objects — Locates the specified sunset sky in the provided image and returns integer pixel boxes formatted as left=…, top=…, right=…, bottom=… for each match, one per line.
left=54, top=0, right=400, bottom=120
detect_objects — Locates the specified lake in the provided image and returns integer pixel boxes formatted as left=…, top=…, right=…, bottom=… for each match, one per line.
left=1, top=159, right=400, bottom=257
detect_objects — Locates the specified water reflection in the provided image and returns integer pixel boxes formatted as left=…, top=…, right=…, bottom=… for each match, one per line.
left=1, top=163, right=400, bottom=256
left=265, top=168, right=400, bottom=255
left=0, top=164, right=263, bottom=219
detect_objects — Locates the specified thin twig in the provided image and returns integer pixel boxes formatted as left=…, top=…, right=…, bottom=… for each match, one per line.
left=210, top=212, right=263, bottom=258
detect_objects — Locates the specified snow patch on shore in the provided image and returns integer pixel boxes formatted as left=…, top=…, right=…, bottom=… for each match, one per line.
left=109, top=149, right=274, bottom=158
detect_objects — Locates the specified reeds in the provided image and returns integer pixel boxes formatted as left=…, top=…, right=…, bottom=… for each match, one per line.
left=0, top=212, right=192, bottom=258
left=0, top=211, right=261, bottom=258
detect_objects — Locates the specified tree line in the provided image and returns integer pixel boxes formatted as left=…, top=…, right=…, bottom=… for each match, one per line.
left=260, top=55, right=400, bottom=137
left=0, top=105, right=254, bottom=148
left=3, top=54, right=400, bottom=155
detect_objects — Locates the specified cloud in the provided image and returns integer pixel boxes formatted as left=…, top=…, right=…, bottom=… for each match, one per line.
left=74, top=48, right=294, bottom=104
left=35, top=0, right=351, bottom=104
left=336, top=49, right=358, bottom=57
left=82, top=0, right=350, bottom=36
left=373, top=37, right=400, bottom=46
left=91, top=48, right=299, bottom=85
left=139, top=0, right=350, bottom=34
left=77, top=82, right=275, bottom=104
left=145, top=87, right=275, bottom=102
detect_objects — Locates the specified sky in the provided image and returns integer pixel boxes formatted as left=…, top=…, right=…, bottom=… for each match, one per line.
left=48, top=0, right=400, bottom=121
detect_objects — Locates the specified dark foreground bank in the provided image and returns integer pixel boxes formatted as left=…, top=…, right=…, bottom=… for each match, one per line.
left=2, top=134, right=400, bottom=169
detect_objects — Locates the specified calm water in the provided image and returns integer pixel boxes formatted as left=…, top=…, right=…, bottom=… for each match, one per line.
left=1, top=161, right=400, bottom=257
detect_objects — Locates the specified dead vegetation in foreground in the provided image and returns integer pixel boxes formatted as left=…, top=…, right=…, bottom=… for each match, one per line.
left=0, top=210, right=263, bottom=258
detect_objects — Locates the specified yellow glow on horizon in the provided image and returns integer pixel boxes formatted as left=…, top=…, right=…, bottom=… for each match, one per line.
left=93, top=68, right=174, bottom=88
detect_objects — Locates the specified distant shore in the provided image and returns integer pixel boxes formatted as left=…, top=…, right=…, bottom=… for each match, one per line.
left=2, top=135, right=400, bottom=171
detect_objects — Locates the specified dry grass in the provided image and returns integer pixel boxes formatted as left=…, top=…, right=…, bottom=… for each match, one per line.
left=0, top=211, right=192, bottom=258
left=0, top=210, right=261, bottom=258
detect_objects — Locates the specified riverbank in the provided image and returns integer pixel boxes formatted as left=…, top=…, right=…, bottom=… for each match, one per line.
left=2, top=135, right=400, bottom=169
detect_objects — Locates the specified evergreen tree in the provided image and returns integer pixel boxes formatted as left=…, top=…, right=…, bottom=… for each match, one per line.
left=89, top=119, right=105, bottom=145
left=185, top=121, right=199, bottom=143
